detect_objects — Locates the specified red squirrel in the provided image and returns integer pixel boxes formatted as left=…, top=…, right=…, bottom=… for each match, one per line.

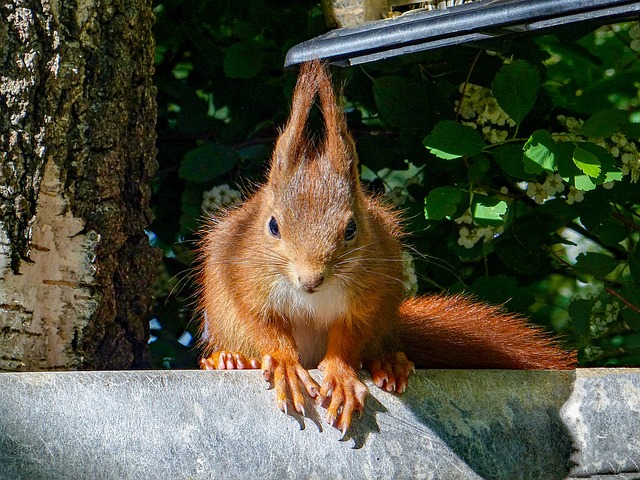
left=197, top=60, right=577, bottom=433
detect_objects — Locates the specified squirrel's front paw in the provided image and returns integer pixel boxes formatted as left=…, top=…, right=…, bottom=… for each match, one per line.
left=200, top=351, right=261, bottom=370
left=317, top=359, right=368, bottom=434
left=261, top=353, right=320, bottom=416
left=364, top=351, right=415, bottom=394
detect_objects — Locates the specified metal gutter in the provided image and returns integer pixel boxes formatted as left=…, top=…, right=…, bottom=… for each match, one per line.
left=284, top=0, right=640, bottom=66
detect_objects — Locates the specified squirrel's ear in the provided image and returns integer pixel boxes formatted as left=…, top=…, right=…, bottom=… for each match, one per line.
left=270, top=60, right=359, bottom=186
left=270, top=61, right=320, bottom=182
left=316, top=61, right=360, bottom=185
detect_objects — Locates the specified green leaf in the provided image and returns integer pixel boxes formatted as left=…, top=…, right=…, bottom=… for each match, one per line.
left=493, top=237, right=549, bottom=275
left=493, top=213, right=555, bottom=275
left=490, top=143, right=533, bottom=180
left=568, top=143, right=621, bottom=190
left=582, top=142, right=621, bottom=183
left=573, top=174, right=597, bottom=191
left=569, top=298, right=593, bottom=339
left=573, top=252, right=619, bottom=277
left=357, top=136, right=401, bottom=171
left=604, top=169, right=623, bottom=184
left=580, top=109, right=627, bottom=138
left=491, top=60, right=540, bottom=125
left=571, top=71, right=640, bottom=115
left=373, top=76, right=431, bottom=133
left=179, top=144, right=238, bottom=183
left=523, top=130, right=557, bottom=173
left=423, top=120, right=486, bottom=159
left=515, top=212, right=560, bottom=246
left=578, top=193, right=628, bottom=245
left=615, top=333, right=640, bottom=353
left=424, top=187, right=467, bottom=220
left=472, top=195, right=508, bottom=226
left=223, top=42, right=264, bottom=79
left=179, top=183, right=207, bottom=235
left=236, top=144, right=269, bottom=162
left=554, top=141, right=578, bottom=176
left=468, top=275, right=534, bottom=311
left=572, top=146, right=601, bottom=178
left=630, top=249, right=640, bottom=285
left=620, top=283, right=640, bottom=331
left=596, top=219, right=628, bottom=246
left=622, top=121, right=640, bottom=141
left=468, top=155, right=491, bottom=183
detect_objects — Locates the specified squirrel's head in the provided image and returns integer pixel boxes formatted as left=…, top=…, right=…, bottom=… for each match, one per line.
left=263, top=60, right=365, bottom=304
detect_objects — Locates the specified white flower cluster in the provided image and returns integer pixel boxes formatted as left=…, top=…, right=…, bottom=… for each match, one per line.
left=455, top=208, right=504, bottom=249
left=202, top=184, right=242, bottom=214
left=566, top=186, right=585, bottom=205
left=524, top=173, right=570, bottom=205
left=576, top=295, right=622, bottom=362
left=402, top=250, right=419, bottom=297
left=594, top=23, right=623, bottom=44
left=589, top=299, right=620, bottom=337
left=554, top=115, right=640, bottom=184
left=588, top=130, right=640, bottom=179
left=630, top=23, right=640, bottom=52
left=621, top=146, right=640, bottom=183
left=456, top=83, right=515, bottom=144
left=605, top=131, right=640, bottom=183
left=582, top=345, right=603, bottom=362
left=554, top=114, right=583, bottom=136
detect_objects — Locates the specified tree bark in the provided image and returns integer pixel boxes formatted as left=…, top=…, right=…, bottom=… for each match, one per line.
left=0, top=0, right=158, bottom=370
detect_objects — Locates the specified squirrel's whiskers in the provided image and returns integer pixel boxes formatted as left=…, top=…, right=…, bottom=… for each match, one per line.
left=197, top=60, right=576, bottom=434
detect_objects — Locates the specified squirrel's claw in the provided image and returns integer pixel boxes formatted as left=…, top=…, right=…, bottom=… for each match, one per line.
left=200, top=351, right=261, bottom=370
left=318, top=359, right=368, bottom=433
left=365, top=352, right=414, bottom=394
left=261, top=352, right=320, bottom=417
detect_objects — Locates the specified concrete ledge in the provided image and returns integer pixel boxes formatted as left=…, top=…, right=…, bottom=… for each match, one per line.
left=0, top=369, right=638, bottom=479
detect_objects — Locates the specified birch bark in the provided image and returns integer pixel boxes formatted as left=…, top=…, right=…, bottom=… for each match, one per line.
left=0, top=0, right=158, bottom=370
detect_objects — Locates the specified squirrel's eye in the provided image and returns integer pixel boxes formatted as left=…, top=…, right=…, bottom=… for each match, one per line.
left=345, top=218, right=357, bottom=241
left=268, top=216, right=280, bottom=238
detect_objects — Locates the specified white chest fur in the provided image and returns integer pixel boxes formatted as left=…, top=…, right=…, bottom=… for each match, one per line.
left=270, top=279, right=348, bottom=368
left=292, top=323, right=328, bottom=369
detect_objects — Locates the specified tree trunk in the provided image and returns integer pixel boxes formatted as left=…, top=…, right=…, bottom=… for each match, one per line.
left=0, top=0, right=158, bottom=370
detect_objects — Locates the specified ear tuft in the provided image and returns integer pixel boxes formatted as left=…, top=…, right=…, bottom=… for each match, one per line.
left=270, top=60, right=359, bottom=186
left=270, top=60, right=320, bottom=182
left=316, top=62, right=359, bottom=186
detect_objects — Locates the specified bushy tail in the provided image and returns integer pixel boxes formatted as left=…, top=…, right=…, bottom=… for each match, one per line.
left=399, top=294, right=577, bottom=369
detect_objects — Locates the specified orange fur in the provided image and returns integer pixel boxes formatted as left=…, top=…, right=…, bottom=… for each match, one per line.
left=400, top=295, right=576, bottom=369
left=196, top=60, right=576, bottom=431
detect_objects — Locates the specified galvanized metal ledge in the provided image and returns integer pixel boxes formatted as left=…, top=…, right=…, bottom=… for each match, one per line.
left=0, top=369, right=638, bottom=479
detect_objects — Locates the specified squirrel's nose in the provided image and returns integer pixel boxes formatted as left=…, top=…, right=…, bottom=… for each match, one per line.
left=298, top=273, right=324, bottom=293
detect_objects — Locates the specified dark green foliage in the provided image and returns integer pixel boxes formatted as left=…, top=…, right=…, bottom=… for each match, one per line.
left=424, top=187, right=468, bottom=220
left=150, top=0, right=327, bottom=367
left=491, top=60, right=540, bottom=125
left=423, top=120, right=486, bottom=159
left=151, top=1, right=640, bottom=368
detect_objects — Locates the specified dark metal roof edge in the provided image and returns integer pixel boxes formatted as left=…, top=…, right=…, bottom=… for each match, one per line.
left=284, top=0, right=640, bottom=67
